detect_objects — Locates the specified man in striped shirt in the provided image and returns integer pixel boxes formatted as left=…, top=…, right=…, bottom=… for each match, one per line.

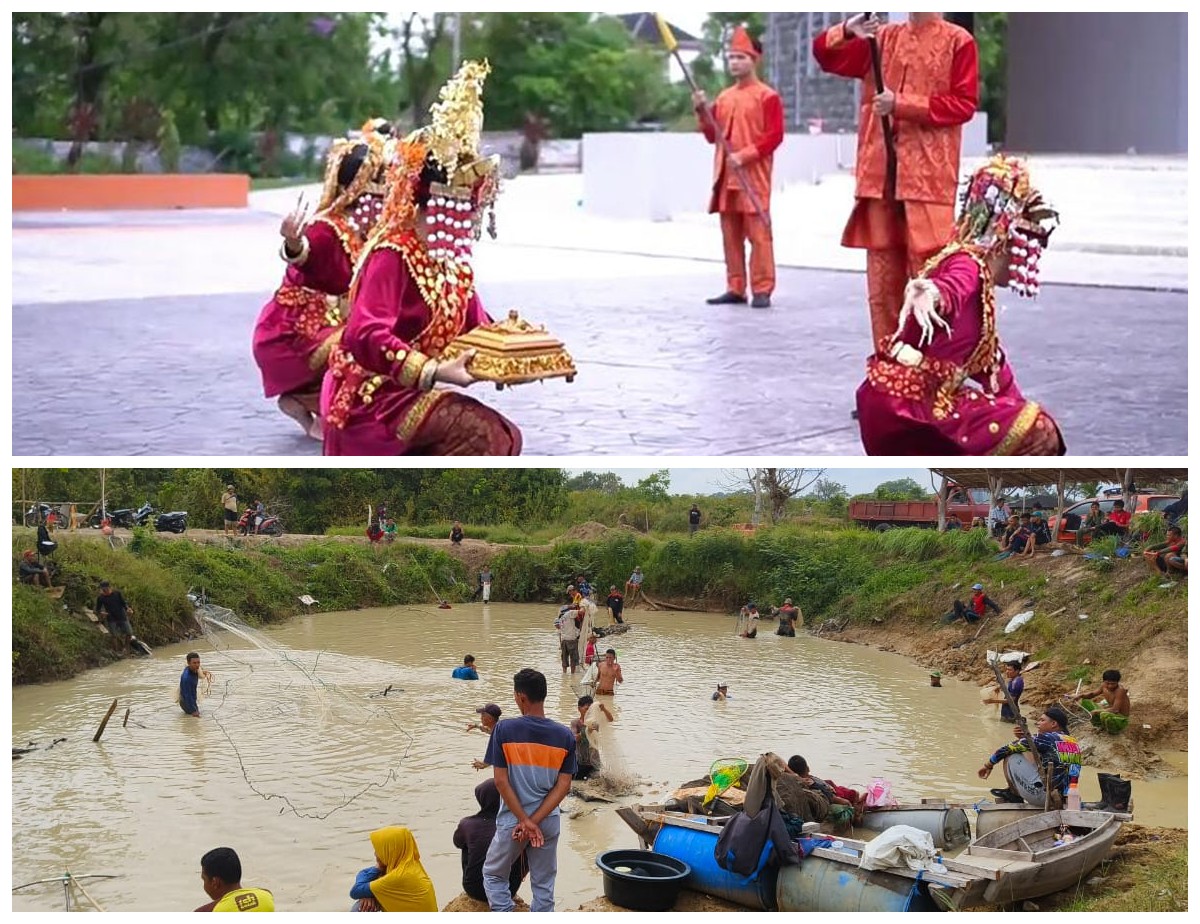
left=483, top=668, right=577, bottom=912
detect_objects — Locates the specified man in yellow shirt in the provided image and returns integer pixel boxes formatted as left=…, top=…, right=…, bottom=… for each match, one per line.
left=196, top=847, right=274, bottom=912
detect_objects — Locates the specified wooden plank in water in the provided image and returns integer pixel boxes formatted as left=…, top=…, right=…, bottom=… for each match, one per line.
left=93, top=699, right=118, bottom=743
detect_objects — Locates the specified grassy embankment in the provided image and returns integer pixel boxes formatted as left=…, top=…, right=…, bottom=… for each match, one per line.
left=11, top=531, right=467, bottom=684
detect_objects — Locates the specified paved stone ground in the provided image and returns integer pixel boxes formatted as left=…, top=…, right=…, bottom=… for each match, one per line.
left=12, top=264, right=1186, bottom=456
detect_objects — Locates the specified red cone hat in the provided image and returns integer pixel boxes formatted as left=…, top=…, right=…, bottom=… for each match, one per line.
left=728, top=25, right=760, bottom=59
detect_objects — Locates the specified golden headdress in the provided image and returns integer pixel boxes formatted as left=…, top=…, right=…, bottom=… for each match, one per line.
left=377, top=60, right=502, bottom=245
left=317, top=118, right=393, bottom=214
left=955, top=155, right=1060, bottom=298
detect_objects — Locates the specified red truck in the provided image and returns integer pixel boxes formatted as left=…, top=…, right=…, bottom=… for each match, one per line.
left=850, top=485, right=991, bottom=532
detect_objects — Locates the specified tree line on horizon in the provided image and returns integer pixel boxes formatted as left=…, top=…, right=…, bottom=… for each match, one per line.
left=12, top=469, right=1152, bottom=538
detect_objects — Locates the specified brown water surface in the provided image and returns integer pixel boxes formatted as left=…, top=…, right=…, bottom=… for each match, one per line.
left=10, top=604, right=1186, bottom=911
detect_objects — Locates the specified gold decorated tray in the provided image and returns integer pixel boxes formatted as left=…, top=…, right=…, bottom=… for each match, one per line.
left=441, top=310, right=577, bottom=390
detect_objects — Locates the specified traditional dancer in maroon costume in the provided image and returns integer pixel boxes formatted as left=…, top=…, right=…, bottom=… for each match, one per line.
left=857, top=156, right=1065, bottom=456
left=321, top=61, right=521, bottom=456
left=252, top=120, right=391, bottom=439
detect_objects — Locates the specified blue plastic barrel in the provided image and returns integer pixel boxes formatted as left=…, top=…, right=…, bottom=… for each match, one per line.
left=776, top=862, right=940, bottom=913
left=651, top=824, right=778, bottom=910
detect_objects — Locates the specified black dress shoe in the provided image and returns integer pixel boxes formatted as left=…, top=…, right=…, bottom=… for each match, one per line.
left=706, top=292, right=747, bottom=305
left=751, top=294, right=772, bottom=309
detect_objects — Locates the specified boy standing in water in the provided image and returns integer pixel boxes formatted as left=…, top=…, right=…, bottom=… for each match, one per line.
left=595, top=649, right=624, bottom=696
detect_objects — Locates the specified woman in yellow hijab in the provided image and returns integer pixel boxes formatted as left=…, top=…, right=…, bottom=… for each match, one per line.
left=349, top=826, right=438, bottom=912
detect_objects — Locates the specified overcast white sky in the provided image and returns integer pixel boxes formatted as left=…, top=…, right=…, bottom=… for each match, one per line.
left=565, top=469, right=933, bottom=496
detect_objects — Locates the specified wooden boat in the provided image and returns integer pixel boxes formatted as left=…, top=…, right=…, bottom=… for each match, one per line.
left=616, top=805, right=990, bottom=912
left=966, top=810, right=1123, bottom=904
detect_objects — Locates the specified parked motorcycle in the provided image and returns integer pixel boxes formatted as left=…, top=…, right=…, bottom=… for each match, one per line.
left=130, top=503, right=156, bottom=528
left=155, top=511, right=189, bottom=534
left=237, top=508, right=283, bottom=537
left=90, top=506, right=137, bottom=529
left=23, top=503, right=55, bottom=526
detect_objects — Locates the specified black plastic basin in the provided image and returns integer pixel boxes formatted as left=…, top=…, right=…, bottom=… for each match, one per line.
left=596, top=849, right=691, bottom=911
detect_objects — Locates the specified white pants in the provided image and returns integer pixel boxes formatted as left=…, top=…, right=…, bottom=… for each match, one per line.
left=482, top=582, right=491, bottom=603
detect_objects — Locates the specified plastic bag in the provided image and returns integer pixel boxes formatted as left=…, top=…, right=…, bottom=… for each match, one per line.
left=858, top=825, right=936, bottom=872
left=864, top=777, right=897, bottom=808
left=1004, top=611, right=1034, bottom=634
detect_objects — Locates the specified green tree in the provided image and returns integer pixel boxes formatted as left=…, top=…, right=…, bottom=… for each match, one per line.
left=810, top=478, right=849, bottom=517
left=870, top=478, right=931, bottom=501
left=566, top=471, right=624, bottom=494
left=468, top=13, right=676, bottom=137
left=975, top=13, right=1007, bottom=144
left=633, top=471, right=671, bottom=504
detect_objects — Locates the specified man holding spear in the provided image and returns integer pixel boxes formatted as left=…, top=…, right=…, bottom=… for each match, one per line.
left=669, top=19, right=783, bottom=310
left=814, top=13, right=978, bottom=348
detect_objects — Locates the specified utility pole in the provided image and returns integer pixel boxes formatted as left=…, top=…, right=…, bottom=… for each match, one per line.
left=451, top=12, right=462, bottom=70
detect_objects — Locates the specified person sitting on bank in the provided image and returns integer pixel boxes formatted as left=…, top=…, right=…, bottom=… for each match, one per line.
left=453, top=778, right=528, bottom=904
left=982, top=659, right=1024, bottom=721
left=1143, top=526, right=1187, bottom=576
left=196, top=847, right=274, bottom=912
left=18, top=550, right=53, bottom=588
left=350, top=826, right=437, bottom=912
left=624, top=567, right=644, bottom=605
left=450, top=521, right=465, bottom=545
left=1073, top=501, right=1106, bottom=547
left=1012, top=515, right=1039, bottom=557
left=996, top=516, right=1032, bottom=557
left=1029, top=508, right=1052, bottom=546
left=1095, top=500, right=1132, bottom=539
left=977, top=706, right=1082, bottom=807
left=383, top=518, right=397, bottom=543
left=1065, top=669, right=1132, bottom=735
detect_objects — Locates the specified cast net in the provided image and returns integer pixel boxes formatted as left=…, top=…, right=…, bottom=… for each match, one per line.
left=193, top=602, right=413, bottom=819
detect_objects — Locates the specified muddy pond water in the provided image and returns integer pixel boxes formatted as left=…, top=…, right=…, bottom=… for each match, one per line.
left=11, top=603, right=1186, bottom=911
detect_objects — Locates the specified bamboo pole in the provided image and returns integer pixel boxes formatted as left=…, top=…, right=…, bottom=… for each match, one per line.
left=93, top=699, right=118, bottom=742
left=122, top=708, right=130, bottom=728
left=67, top=872, right=105, bottom=912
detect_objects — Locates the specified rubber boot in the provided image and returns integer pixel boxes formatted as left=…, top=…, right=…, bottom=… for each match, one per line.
left=1103, top=777, right=1132, bottom=813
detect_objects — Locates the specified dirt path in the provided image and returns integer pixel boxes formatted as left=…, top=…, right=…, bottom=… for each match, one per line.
left=30, top=525, right=549, bottom=575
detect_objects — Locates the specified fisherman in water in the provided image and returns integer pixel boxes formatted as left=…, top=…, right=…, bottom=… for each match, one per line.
left=179, top=652, right=214, bottom=718
left=595, top=649, right=624, bottom=697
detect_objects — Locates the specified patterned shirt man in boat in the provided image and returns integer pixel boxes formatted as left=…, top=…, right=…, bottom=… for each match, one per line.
left=252, top=119, right=392, bottom=440
left=977, top=706, right=1082, bottom=807
left=856, top=155, right=1065, bottom=455
left=321, top=61, right=521, bottom=456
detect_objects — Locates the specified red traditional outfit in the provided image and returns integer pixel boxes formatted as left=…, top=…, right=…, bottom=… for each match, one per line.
left=321, top=61, right=521, bottom=457
left=857, top=156, right=1065, bottom=456
left=252, top=122, right=390, bottom=429
left=698, top=26, right=784, bottom=302
left=814, top=15, right=978, bottom=346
